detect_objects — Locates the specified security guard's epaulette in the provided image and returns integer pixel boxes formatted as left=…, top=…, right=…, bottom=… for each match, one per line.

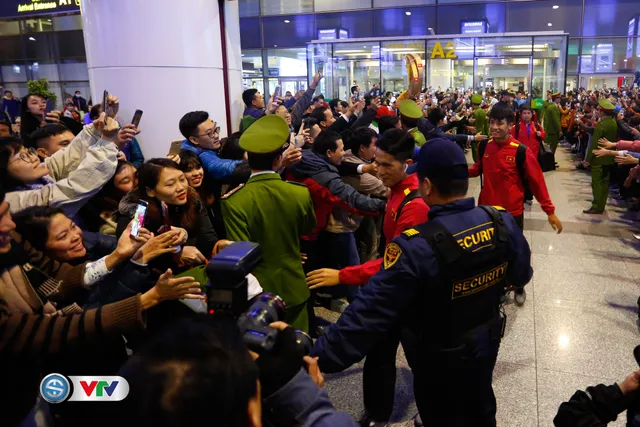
left=402, top=228, right=420, bottom=238
left=285, top=181, right=308, bottom=188
left=221, top=184, right=245, bottom=199
left=492, top=205, right=506, bottom=211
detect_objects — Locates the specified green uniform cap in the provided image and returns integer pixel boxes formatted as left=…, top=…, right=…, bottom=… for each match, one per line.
left=239, top=115, right=289, bottom=153
left=471, top=94, right=483, bottom=105
left=551, top=92, right=561, bottom=98
left=598, top=98, right=615, bottom=111
left=398, top=100, right=423, bottom=119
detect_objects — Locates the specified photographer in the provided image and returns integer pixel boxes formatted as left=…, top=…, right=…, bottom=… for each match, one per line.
left=116, top=315, right=357, bottom=427
left=554, top=369, right=640, bottom=426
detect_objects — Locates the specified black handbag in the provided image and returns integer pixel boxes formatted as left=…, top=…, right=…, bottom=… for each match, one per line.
left=535, top=123, right=555, bottom=172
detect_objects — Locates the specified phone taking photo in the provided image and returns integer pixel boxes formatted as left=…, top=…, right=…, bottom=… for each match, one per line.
left=102, top=90, right=109, bottom=115
left=273, top=86, right=281, bottom=100
left=131, top=109, right=143, bottom=127
left=130, top=200, right=148, bottom=238
left=168, top=139, right=182, bottom=156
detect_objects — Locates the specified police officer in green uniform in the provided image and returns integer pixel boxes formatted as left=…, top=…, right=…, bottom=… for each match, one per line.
left=470, top=93, right=488, bottom=162
left=398, top=99, right=427, bottom=146
left=222, top=115, right=317, bottom=332
left=312, top=138, right=533, bottom=427
left=543, top=92, right=562, bottom=154
left=583, top=99, right=619, bottom=214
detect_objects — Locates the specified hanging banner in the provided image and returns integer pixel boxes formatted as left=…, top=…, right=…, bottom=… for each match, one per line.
left=627, top=18, right=636, bottom=59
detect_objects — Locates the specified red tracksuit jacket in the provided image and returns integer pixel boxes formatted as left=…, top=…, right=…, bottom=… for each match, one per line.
left=469, top=137, right=555, bottom=217
left=338, top=174, right=430, bottom=285
left=510, top=121, right=546, bottom=159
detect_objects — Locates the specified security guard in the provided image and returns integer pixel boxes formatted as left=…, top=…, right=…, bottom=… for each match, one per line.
left=222, top=115, right=316, bottom=332
left=583, top=98, right=619, bottom=214
left=470, top=93, right=488, bottom=162
left=311, top=137, right=533, bottom=427
left=398, top=99, right=427, bottom=147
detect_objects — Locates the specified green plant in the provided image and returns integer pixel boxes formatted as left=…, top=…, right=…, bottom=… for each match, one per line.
left=27, top=78, right=57, bottom=102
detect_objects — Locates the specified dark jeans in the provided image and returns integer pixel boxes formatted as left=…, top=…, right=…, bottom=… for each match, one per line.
left=363, top=327, right=402, bottom=421
left=408, top=318, right=502, bottom=427
left=318, top=231, right=361, bottom=302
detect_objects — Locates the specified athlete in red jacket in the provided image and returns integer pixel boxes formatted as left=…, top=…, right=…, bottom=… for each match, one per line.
left=511, top=105, right=546, bottom=159
left=469, top=103, right=562, bottom=305
left=305, top=128, right=429, bottom=426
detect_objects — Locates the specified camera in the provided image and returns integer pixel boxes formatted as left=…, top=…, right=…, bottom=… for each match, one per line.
left=205, top=242, right=312, bottom=355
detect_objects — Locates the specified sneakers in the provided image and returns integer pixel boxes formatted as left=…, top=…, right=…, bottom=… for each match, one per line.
left=514, top=288, right=526, bottom=306
left=413, top=414, right=424, bottom=427
left=524, top=199, right=533, bottom=205
left=359, top=414, right=388, bottom=427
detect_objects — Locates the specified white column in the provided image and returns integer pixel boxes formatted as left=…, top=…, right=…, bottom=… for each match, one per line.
left=224, top=0, right=244, bottom=133
left=81, top=0, right=242, bottom=159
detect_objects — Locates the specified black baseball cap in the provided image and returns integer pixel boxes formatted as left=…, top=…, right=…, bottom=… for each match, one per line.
left=407, top=138, right=469, bottom=179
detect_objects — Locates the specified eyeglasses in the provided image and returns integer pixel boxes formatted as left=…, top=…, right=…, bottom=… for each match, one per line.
left=11, top=147, right=39, bottom=163
left=197, top=125, right=221, bottom=139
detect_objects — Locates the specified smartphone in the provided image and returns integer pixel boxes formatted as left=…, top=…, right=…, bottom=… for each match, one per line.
left=168, top=139, right=182, bottom=156
left=316, top=61, right=324, bottom=75
left=102, top=90, right=108, bottom=115
left=273, top=86, right=281, bottom=100
left=131, top=109, right=143, bottom=127
left=130, top=200, right=148, bottom=238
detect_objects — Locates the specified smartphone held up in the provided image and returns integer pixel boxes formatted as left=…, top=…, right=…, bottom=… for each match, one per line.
left=130, top=200, right=148, bottom=238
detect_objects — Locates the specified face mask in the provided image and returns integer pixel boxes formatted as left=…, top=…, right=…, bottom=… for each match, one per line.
left=74, top=94, right=79, bottom=97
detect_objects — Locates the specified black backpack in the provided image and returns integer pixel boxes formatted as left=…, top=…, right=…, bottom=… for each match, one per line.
left=478, top=139, right=527, bottom=188
left=378, top=189, right=421, bottom=257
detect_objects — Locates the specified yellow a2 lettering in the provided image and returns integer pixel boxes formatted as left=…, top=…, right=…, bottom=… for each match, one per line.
left=445, top=42, right=457, bottom=59
left=431, top=42, right=457, bottom=59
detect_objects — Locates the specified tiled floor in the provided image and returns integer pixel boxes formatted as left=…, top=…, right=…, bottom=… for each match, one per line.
left=316, top=145, right=640, bottom=426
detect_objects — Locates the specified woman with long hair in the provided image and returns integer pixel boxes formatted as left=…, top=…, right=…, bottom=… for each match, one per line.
left=80, top=160, right=137, bottom=234
left=116, top=158, right=219, bottom=266
left=512, top=104, right=547, bottom=203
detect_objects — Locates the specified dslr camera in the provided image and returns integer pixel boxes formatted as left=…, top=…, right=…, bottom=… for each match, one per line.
left=205, top=242, right=312, bottom=355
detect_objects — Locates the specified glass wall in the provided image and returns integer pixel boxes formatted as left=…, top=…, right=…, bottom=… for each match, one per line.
left=307, top=34, right=569, bottom=100
left=0, top=16, right=89, bottom=114
left=239, top=0, right=640, bottom=99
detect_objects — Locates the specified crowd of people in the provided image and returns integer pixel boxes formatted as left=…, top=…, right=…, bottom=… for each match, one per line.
left=1, top=73, right=640, bottom=427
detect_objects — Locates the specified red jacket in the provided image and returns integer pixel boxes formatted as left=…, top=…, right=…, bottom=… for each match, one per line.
left=338, top=174, right=430, bottom=285
left=469, top=137, right=555, bottom=217
left=510, top=121, right=546, bottom=159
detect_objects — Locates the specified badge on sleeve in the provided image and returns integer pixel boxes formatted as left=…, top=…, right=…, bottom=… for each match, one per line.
left=383, top=243, right=402, bottom=270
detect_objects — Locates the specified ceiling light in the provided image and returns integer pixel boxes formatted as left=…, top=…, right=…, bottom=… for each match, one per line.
left=284, top=19, right=290, bottom=23
left=547, top=23, right=553, bottom=26
left=274, top=44, right=278, bottom=47
left=28, top=36, right=36, bottom=41
left=613, top=62, right=616, bottom=65
left=405, top=11, right=412, bottom=16
left=552, top=5, right=559, bottom=9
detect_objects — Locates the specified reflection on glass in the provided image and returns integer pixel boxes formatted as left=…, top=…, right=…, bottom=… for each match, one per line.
left=242, top=50, right=263, bottom=79
left=532, top=36, right=567, bottom=98
left=332, top=42, right=380, bottom=101
left=475, top=58, right=530, bottom=93
left=381, top=41, right=425, bottom=94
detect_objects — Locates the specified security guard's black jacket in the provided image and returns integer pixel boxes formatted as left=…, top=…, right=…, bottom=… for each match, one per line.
left=311, top=197, right=533, bottom=373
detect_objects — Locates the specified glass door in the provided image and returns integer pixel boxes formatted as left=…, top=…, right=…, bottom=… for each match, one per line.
left=332, top=42, right=380, bottom=101
left=474, top=57, right=532, bottom=95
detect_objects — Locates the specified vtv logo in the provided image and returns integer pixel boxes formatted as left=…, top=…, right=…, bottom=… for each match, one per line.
left=79, top=380, right=120, bottom=399
left=40, top=374, right=129, bottom=403
left=69, top=376, right=129, bottom=402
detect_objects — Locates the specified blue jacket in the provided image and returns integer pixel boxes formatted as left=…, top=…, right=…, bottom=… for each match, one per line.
left=243, top=107, right=265, bottom=119
left=1, top=97, right=20, bottom=122
left=263, top=369, right=358, bottom=427
left=181, top=139, right=243, bottom=181
left=311, top=198, right=532, bottom=373
left=121, top=137, right=145, bottom=168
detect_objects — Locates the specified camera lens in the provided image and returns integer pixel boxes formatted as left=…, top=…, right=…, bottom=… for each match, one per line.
left=245, top=293, right=286, bottom=327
